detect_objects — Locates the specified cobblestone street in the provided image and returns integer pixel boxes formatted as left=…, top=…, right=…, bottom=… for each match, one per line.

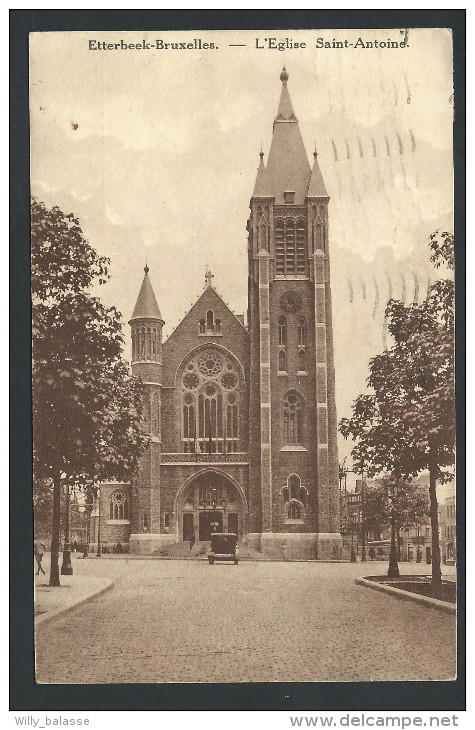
left=35, top=557, right=456, bottom=684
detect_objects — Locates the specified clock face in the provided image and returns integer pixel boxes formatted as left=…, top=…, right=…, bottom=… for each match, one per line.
left=280, top=291, right=302, bottom=313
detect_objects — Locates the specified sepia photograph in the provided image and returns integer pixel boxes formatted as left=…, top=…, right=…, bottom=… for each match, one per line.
left=27, top=24, right=458, bottom=691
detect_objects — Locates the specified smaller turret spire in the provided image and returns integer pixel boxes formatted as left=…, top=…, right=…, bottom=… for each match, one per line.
left=130, top=265, right=163, bottom=322
left=280, top=66, right=289, bottom=84
left=307, top=144, right=328, bottom=198
left=252, top=148, right=269, bottom=197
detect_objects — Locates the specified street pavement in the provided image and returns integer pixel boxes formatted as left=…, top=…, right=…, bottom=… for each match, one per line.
left=35, top=555, right=457, bottom=684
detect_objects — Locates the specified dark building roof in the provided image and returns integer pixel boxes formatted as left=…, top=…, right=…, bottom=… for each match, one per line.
left=130, top=265, right=163, bottom=322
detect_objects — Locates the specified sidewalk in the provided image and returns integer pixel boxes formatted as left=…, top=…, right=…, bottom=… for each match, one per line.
left=34, top=555, right=114, bottom=627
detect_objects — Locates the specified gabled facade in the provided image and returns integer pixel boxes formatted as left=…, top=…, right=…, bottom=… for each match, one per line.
left=93, top=69, right=342, bottom=559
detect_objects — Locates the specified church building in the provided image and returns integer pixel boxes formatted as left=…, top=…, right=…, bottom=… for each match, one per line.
left=91, top=69, right=342, bottom=560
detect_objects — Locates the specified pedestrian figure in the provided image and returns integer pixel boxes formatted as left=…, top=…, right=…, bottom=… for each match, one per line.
left=190, top=528, right=195, bottom=552
left=34, top=540, right=46, bottom=575
left=369, top=546, right=376, bottom=561
left=73, top=540, right=78, bottom=552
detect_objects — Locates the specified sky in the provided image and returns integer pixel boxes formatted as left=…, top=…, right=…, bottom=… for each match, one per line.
left=29, top=28, right=454, bottom=478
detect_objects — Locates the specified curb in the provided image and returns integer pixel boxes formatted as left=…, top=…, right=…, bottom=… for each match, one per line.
left=35, top=579, right=115, bottom=627
left=355, top=577, right=456, bottom=614
left=86, top=554, right=352, bottom=563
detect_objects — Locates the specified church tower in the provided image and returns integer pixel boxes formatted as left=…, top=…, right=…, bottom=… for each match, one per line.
left=247, top=68, right=341, bottom=559
left=128, top=265, right=165, bottom=551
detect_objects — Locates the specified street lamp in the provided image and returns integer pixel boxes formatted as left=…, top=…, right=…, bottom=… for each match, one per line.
left=340, top=465, right=366, bottom=563
left=339, top=462, right=357, bottom=563
left=60, top=482, right=73, bottom=575
left=360, top=469, right=366, bottom=563
left=96, top=486, right=102, bottom=557
left=211, top=487, right=218, bottom=533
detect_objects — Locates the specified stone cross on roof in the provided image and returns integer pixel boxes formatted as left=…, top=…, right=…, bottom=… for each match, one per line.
left=205, top=268, right=214, bottom=288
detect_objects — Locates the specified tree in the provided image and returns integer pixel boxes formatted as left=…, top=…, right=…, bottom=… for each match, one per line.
left=340, top=232, right=454, bottom=591
left=32, top=198, right=148, bottom=586
left=364, top=477, right=429, bottom=576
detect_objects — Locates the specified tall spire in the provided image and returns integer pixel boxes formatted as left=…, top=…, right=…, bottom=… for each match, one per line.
left=263, top=68, right=311, bottom=204
left=276, top=67, right=296, bottom=121
left=130, top=265, right=163, bottom=321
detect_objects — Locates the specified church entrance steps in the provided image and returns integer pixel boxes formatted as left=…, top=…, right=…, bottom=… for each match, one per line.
left=190, top=541, right=210, bottom=557
left=153, top=541, right=191, bottom=558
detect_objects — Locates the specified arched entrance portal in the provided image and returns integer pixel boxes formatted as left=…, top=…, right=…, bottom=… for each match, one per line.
left=178, top=471, right=246, bottom=542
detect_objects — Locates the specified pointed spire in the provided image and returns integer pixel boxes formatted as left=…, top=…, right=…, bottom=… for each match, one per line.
left=252, top=149, right=269, bottom=197
left=276, top=67, right=297, bottom=121
left=130, top=265, right=163, bottom=321
left=263, top=68, right=311, bottom=204
left=307, top=145, right=329, bottom=197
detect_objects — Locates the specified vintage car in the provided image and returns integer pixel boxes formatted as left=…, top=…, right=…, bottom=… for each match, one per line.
left=208, top=532, right=239, bottom=564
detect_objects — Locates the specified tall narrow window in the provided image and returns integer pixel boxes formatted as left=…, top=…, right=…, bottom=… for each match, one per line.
left=258, top=220, right=268, bottom=251
left=285, top=219, right=295, bottom=273
left=296, top=218, right=306, bottom=274
left=283, top=391, right=303, bottom=444
left=140, top=327, right=146, bottom=357
left=110, top=491, right=129, bottom=520
left=297, top=316, right=306, bottom=372
left=275, top=218, right=308, bottom=276
left=152, top=392, right=160, bottom=436
left=206, top=310, right=214, bottom=331
left=275, top=218, right=285, bottom=274
left=200, top=311, right=222, bottom=335
left=314, top=220, right=324, bottom=251
left=289, top=474, right=300, bottom=500
left=279, top=350, right=286, bottom=372
left=278, top=316, right=287, bottom=346
left=183, top=393, right=195, bottom=452
left=278, top=316, right=287, bottom=372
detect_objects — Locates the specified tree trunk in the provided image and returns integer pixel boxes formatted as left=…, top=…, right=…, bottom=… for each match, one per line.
left=429, top=465, right=442, bottom=590
left=49, top=471, right=61, bottom=587
left=388, top=516, right=400, bottom=578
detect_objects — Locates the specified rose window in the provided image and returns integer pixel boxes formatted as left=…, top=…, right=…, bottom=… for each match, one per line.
left=183, top=372, right=200, bottom=390
left=198, top=351, right=222, bottom=377
left=221, top=372, right=238, bottom=390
